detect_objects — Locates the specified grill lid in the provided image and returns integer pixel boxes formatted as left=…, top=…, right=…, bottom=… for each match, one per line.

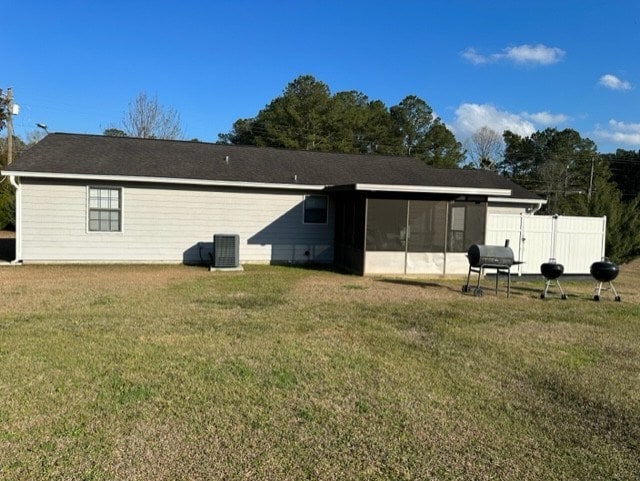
left=467, top=244, right=515, bottom=267
left=590, top=259, right=619, bottom=282
left=541, top=261, right=564, bottom=280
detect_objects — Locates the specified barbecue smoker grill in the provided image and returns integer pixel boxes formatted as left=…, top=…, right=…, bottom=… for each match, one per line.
left=462, top=241, right=519, bottom=297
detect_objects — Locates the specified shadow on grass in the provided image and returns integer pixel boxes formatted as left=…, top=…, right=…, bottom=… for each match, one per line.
left=377, top=278, right=462, bottom=293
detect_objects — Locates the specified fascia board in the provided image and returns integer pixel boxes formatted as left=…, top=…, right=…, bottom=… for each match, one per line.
left=354, top=183, right=512, bottom=197
left=487, top=196, right=548, bottom=205
left=2, top=171, right=326, bottom=191
left=1, top=172, right=526, bottom=199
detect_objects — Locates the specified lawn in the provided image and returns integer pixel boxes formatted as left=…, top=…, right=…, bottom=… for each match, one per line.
left=0, top=262, right=639, bottom=480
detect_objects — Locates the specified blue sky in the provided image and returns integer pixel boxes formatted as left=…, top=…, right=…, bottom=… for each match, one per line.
left=6, top=0, right=640, bottom=153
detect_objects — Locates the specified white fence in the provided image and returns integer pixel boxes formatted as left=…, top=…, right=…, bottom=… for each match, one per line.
left=485, top=214, right=607, bottom=275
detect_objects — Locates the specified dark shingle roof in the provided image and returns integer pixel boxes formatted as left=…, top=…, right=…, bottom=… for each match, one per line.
left=4, top=133, right=540, bottom=200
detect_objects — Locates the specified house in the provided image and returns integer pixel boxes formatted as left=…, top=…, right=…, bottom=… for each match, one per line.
left=2, top=133, right=603, bottom=275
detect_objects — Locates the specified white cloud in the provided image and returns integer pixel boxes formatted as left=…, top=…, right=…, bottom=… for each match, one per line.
left=598, top=74, right=632, bottom=91
left=461, top=47, right=490, bottom=65
left=461, top=44, right=565, bottom=66
left=594, top=119, right=640, bottom=146
left=501, top=44, right=565, bottom=65
left=451, top=103, right=568, bottom=140
left=523, top=111, right=569, bottom=125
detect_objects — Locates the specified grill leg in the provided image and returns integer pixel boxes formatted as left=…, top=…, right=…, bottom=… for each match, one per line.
left=541, top=278, right=567, bottom=299
left=541, top=279, right=551, bottom=298
left=556, top=280, right=567, bottom=299
left=593, top=281, right=603, bottom=301
left=463, top=266, right=473, bottom=292
left=609, top=282, right=621, bottom=301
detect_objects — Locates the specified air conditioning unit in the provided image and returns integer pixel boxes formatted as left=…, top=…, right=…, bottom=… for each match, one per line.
left=213, top=234, right=240, bottom=268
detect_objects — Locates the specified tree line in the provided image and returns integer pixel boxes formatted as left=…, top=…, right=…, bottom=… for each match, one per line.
left=217, top=75, right=465, bottom=167
left=2, top=79, right=639, bottom=261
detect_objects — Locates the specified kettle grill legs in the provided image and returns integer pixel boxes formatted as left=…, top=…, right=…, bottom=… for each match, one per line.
left=540, top=279, right=568, bottom=300
left=593, top=281, right=621, bottom=302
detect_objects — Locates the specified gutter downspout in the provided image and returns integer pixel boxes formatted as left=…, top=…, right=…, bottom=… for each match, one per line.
left=9, top=175, right=22, bottom=264
left=529, top=201, right=544, bottom=215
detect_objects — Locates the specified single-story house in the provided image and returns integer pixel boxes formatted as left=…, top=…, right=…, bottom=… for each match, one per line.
left=3, top=133, right=600, bottom=275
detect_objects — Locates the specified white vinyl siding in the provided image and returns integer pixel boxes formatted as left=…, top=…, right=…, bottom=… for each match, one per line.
left=19, top=180, right=334, bottom=264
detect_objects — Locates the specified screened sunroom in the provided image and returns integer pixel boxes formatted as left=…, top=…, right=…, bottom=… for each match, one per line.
left=332, top=187, right=489, bottom=275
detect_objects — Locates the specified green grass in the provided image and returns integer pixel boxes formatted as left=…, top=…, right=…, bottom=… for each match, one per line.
left=0, top=263, right=639, bottom=480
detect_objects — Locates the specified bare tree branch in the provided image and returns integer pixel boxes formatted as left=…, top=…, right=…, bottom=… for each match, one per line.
left=468, top=126, right=503, bottom=169
left=121, top=92, right=183, bottom=140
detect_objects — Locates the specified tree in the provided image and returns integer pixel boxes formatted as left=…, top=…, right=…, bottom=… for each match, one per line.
left=217, top=118, right=256, bottom=146
left=390, top=95, right=434, bottom=156
left=589, top=172, right=640, bottom=262
left=326, top=90, right=371, bottom=153
left=602, top=149, right=640, bottom=202
left=103, top=128, right=127, bottom=137
left=499, top=128, right=599, bottom=214
left=218, top=75, right=465, bottom=166
left=468, top=126, right=503, bottom=169
left=388, top=95, right=465, bottom=166
left=0, top=89, right=9, bottom=132
left=0, top=135, right=27, bottom=228
left=361, top=100, right=401, bottom=155
left=421, top=119, right=466, bottom=168
left=121, top=92, right=183, bottom=140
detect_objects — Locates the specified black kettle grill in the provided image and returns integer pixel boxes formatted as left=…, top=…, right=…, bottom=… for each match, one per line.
left=590, top=258, right=621, bottom=301
left=540, top=259, right=567, bottom=299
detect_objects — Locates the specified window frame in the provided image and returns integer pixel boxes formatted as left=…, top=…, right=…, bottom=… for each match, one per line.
left=303, top=194, right=329, bottom=225
left=87, top=186, right=123, bottom=233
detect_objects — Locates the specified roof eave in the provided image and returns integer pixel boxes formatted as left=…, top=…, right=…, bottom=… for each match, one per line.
left=353, top=183, right=512, bottom=197
left=1, top=171, right=326, bottom=191
left=487, top=196, right=547, bottom=205
left=1, top=172, right=526, bottom=199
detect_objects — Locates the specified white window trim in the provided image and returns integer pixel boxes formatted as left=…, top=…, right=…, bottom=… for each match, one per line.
left=86, top=186, right=124, bottom=234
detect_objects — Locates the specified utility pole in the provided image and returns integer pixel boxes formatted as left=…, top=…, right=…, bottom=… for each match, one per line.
left=6, top=87, right=13, bottom=164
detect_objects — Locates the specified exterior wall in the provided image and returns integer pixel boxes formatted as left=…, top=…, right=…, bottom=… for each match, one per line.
left=365, top=252, right=471, bottom=276
left=365, top=251, right=469, bottom=276
left=18, top=179, right=334, bottom=264
left=364, top=251, right=406, bottom=275
left=487, top=203, right=533, bottom=216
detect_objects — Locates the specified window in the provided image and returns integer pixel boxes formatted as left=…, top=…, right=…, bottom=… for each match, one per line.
left=447, top=201, right=486, bottom=252
left=304, top=195, right=328, bottom=224
left=88, top=187, right=121, bottom=232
